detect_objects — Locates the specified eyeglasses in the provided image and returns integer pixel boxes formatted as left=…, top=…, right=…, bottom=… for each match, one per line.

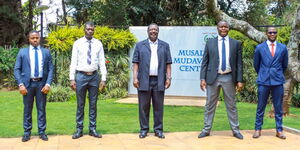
left=268, top=32, right=277, bottom=35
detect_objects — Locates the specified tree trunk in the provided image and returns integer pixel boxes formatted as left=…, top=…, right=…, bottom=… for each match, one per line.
left=204, top=0, right=300, bottom=116
left=61, top=0, right=68, bottom=25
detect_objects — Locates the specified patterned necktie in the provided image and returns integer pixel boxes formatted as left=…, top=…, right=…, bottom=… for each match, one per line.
left=34, top=47, right=39, bottom=77
left=87, top=40, right=91, bottom=64
left=271, top=43, right=275, bottom=57
left=221, top=37, right=226, bottom=71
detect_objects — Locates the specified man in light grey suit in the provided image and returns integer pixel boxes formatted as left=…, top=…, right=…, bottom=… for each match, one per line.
left=199, top=21, right=244, bottom=139
left=132, top=23, right=172, bottom=139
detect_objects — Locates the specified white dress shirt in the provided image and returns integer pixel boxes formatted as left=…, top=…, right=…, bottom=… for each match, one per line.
left=149, top=39, right=158, bottom=76
left=267, top=40, right=277, bottom=55
left=218, top=35, right=231, bottom=74
left=29, top=45, right=43, bottom=78
left=69, top=37, right=107, bottom=81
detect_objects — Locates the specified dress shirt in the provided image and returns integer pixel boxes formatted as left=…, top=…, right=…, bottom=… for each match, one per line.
left=267, top=40, right=277, bottom=55
left=29, top=45, right=43, bottom=78
left=149, top=39, right=158, bottom=76
left=69, top=37, right=107, bottom=81
left=217, top=35, right=231, bottom=74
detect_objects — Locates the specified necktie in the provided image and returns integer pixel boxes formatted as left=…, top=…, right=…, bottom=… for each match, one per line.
left=87, top=40, right=91, bottom=64
left=221, top=37, right=226, bottom=71
left=34, top=47, right=39, bottom=77
left=271, top=43, right=275, bottom=57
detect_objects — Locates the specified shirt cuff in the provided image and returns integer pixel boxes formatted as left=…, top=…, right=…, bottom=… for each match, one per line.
left=101, top=74, right=107, bottom=81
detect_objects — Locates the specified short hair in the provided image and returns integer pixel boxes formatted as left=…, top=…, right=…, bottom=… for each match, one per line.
left=147, top=23, right=159, bottom=31
left=217, top=20, right=229, bottom=27
left=84, top=21, right=95, bottom=28
left=266, top=26, right=277, bottom=32
left=27, top=30, right=40, bottom=38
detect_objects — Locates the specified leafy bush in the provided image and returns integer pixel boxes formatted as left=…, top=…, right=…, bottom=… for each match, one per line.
left=0, top=46, right=19, bottom=89
left=292, top=93, right=300, bottom=107
left=47, top=85, right=73, bottom=102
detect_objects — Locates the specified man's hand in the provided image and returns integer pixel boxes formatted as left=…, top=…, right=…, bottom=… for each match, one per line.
left=200, top=80, right=207, bottom=91
left=133, top=79, right=139, bottom=88
left=165, top=79, right=171, bottom=89
left=99, top=81, right=106, bottom=92
left=236, top=82, right=244, bottom=92
left=19, top=85, right=28, bottom=95
left=70, top=80, right=76, bottom=91
left=41, top=85, right=50, bottom=94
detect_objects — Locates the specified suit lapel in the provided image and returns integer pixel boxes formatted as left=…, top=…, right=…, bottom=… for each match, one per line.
left=262, top=41, right=273, bottom=59
left=157, top=39, right=162, bottom=65
left=25, top=48, right=31, bottom=68
left=143, top=40, right=151, bottom=52
left=213, top=38, right=219, bottom=63
left=229, top=38, right=233, bottom=61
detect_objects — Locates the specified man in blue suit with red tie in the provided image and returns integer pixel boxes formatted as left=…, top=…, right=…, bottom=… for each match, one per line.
left=14, top=31, right=54, bottom=142
left=252, top=27, right=288, bottom=139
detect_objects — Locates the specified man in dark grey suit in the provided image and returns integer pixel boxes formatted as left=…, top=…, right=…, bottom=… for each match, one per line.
left=199, top=21, right=244, bottom=139
left=132, top=23, right=172, bottom=139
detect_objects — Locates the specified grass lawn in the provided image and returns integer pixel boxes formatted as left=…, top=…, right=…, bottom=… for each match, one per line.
left=0, top=91, right=299, bottom=137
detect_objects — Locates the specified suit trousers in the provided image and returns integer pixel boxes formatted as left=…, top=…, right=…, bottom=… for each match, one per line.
left=75, top=71, right=100, bottom=131
left=138, top=76, right=165, bottom=133
left=202, top=73, right=240, bottom=134
left=255, top=85, right=283, bottom=132
left=23, top=81, right=47, bottom=135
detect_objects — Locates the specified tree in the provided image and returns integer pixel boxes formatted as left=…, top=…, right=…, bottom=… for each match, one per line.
left=201, top=0, right=300, bottom=115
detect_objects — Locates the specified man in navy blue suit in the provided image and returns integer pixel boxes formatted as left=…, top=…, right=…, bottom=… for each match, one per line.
left=14, top=31, right=54, bottom=142
left=252, top=27, right=288, bottom=139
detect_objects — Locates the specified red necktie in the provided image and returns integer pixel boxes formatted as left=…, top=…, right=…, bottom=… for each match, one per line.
left=270, top=43, right=275, bottom=57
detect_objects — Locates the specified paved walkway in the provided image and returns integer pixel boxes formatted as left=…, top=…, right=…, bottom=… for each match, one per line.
left=1, top=129, right=299, bottom=150
left=117, top=95, right=211, bottom=107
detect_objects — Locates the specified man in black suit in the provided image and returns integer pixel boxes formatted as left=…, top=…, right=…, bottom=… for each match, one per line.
left=14, top=31, right=54, bottom=142
left=132, top=23, right=172, bottom=139
left=199, top=21, right=244, bottom=139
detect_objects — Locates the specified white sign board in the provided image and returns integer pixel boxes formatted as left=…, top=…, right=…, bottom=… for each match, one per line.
left=128, top=26, right=218, bottom=97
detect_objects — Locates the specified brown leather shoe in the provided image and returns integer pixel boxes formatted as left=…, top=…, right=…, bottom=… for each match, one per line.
left=252, top=130, right=261, bottom=138
left=276, top=132, right=286, bottom=139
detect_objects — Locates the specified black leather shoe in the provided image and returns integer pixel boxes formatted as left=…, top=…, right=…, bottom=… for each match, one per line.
left=154, top=132, right=165, bottom=139
left=139, top=131, right=148, bottom=138
left=39, top=134, right=48, bottom=141
left=89, top=130, right=102, bottom=138
left=233, top=132, right=244, bottom=140
left=22, top=135, right=30, bottom=142
left=198, top=132, right=210, bottom=138
left=72, top=130, right=83, bottom=139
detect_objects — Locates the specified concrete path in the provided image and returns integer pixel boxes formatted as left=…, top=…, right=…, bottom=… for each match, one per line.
left=116, top=96, right=213, bottom=107
left=1, top=129, right=299, bottom=150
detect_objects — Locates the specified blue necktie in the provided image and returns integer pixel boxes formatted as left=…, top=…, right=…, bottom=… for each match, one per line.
left=221, top=37, right=226, bottom=72
left=34, top=47, right=39, bottom=77
left=87, top=40, right=91, bottom=64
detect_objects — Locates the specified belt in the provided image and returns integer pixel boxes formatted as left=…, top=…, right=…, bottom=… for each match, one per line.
left=30, top=78, right=42, bottom=82
left=218, top=72, right=231, bottom=75
left=77, top=70, right=96, bottom=76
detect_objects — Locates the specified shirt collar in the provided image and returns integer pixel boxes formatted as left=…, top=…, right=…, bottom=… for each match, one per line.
left=267, top=40, right=276, bottom=46
left=148, top=39, right=158, bottom=45
left=218, top=35, right=228, bottom=41
left=30, top=45, right=40, bottom=50
left=85, top=37, right=94, bottom=43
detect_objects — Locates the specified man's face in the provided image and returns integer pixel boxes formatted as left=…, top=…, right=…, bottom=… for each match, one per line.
left=217, top=22, right=229, bottom=37
left=267, top=27, right=277, bottom=42
left=28, top=32, right=40, bottom=47
left=148, top=25, right=159, bottom=42
left=85, top=25, right=95, bottom=39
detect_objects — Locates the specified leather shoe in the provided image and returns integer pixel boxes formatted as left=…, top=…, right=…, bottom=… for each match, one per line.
left=139, top=131, right=148, bottom=138
left=154, top=132, right=165, bottom=139
left=39, top=134, right=48, bottom=141
left=72, top=130, right=83, bottom=139
left=252, top=130, right=261, bottom=138
left=276, top=132, right=286, bottom=139
left=233, top=132, right=243, bottom=140
left=89, top=130, right=102, bottom=138
left=21, top=135, right=30, bottom=142
left=198, top=132, right=210, bottom=138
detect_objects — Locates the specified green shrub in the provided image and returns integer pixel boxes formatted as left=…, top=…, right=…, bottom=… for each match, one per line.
left=0, top=46, right=19, bottom=89
left=47, top=85, right=73, bottom=102
left=292, top=93, right=300, bottom=107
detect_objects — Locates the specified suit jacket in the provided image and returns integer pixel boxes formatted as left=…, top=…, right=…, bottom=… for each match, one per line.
left=200, top=37, right=243, bottom=85
left=254, top=41, right=288, bottom=86
left=132, top=39, right=172, bottom=91
left=14, top=47, right=54, bottom=88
